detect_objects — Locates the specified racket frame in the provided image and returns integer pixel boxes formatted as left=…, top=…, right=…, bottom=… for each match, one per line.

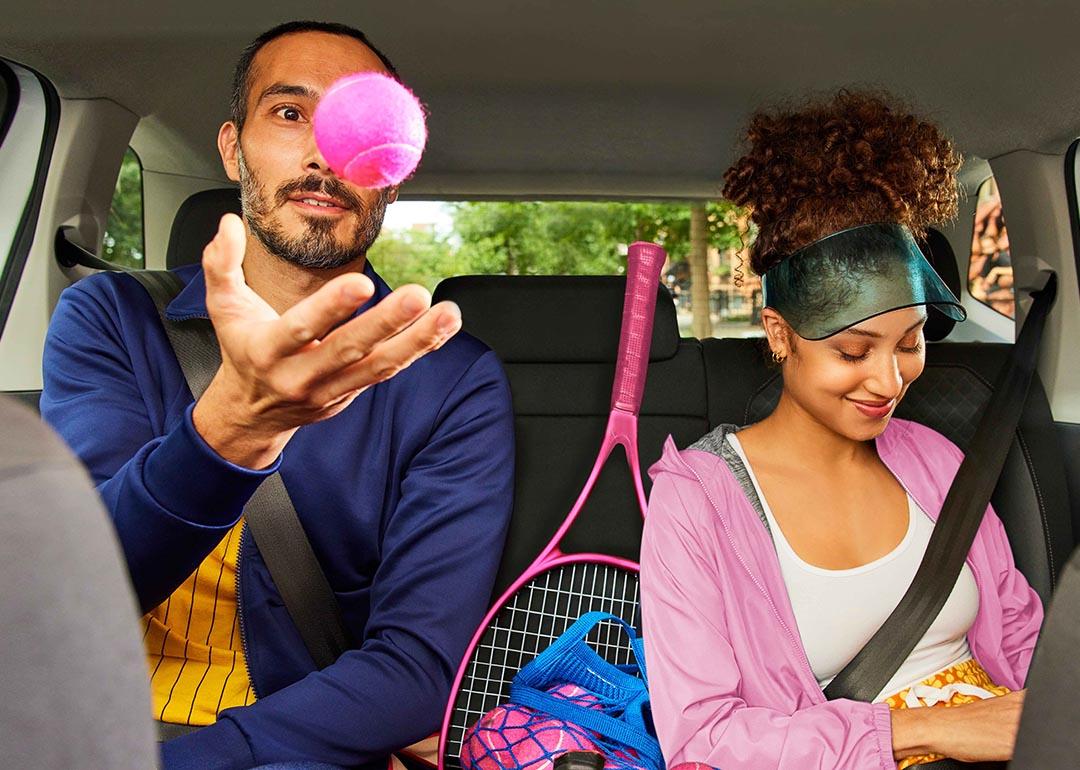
left=438, top=243, right=665, bottom=770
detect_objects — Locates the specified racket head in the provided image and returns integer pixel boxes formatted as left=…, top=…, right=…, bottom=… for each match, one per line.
left=440, top=556, right=641, bottom=770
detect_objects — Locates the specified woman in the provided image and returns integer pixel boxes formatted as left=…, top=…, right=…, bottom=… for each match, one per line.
left=639, top=91, right=1042, bottom=770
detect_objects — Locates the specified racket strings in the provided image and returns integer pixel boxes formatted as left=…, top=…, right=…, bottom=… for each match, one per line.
left=446, top=562, right=641, bottom=770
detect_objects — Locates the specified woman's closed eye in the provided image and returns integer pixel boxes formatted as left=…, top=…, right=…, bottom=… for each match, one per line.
left=837, top=347, right=871, bottom=363
left=836, top=338, right=923, bottom=363
left=897, top=334, right=924, bottom=355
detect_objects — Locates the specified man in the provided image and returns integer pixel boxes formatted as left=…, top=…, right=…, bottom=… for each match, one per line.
left=40, top=20, right=515, bottom=770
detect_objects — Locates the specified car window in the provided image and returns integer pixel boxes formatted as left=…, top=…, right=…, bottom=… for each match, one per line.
left=373, top=199, right=759, bottom=339
left=0, top=67, right=8, bottom=282
left=969, top=177, right=1015, bottom=319
left=0, top=73, right=8, bottom=136
left=1069, top=137, right=1080, bottom=302
left=101, top=147, right=144, bottom=269
left=0, top=59, right=55, bottom=341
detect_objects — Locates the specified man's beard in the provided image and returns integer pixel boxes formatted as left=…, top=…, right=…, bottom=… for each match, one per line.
left=238, top=148, right=390, bottom=270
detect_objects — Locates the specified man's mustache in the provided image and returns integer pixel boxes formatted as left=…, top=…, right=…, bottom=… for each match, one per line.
left=275, top=175, right=364, bottom=211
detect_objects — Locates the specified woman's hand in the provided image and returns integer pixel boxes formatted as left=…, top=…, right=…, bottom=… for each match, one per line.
left=891, top=690, right=1026, bottom=763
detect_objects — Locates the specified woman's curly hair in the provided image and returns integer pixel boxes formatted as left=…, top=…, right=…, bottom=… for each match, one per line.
left=722, top=90, right=961, bottom=276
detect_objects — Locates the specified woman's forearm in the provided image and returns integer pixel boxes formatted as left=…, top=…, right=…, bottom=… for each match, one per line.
left=889, top=691, right=1025, bottom=763
left=890, top=707, right=940, bottom=760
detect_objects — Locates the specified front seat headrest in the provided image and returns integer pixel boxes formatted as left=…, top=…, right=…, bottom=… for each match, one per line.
left=166, top=188, right=242, bottom=269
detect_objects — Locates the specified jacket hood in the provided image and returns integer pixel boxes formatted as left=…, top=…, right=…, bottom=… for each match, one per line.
left=649, top=423, right=743, bottom=483
left=651, top=418, right=924, bottom=480
left=649, top=434, right=708, bottom=482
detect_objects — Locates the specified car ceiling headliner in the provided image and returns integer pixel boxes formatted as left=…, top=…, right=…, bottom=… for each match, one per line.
left=2, top=0, right=1079, bottom=197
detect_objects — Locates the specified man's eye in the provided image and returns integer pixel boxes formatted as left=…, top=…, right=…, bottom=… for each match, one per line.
left=275, top=106, right=303, bottom=122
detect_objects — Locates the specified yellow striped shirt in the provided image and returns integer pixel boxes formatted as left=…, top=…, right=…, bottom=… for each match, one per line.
left=143, top=521, right=254, bottom=725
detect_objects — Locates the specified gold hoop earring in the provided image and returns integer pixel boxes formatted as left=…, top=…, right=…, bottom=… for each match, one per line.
left=771, top=350, right=787, bottom=364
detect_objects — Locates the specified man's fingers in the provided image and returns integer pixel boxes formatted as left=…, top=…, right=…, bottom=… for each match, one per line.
left=202, top=214, right=279, bottom=333
left=267, top=272, right=376, bottom=358
left=311, top=301, right=462, bottom=400
left=302, top=285, right=439, bottom=379
left=202, top=214, right=249, bottom=299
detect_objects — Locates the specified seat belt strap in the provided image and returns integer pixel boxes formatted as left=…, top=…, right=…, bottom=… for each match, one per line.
left=130, top=270, right=350, bottom=670
left=824, top=271, right=1057, bottom=704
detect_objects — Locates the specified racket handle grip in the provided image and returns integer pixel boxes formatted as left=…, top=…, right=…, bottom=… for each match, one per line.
left=612, top=241, right=666, bottom=414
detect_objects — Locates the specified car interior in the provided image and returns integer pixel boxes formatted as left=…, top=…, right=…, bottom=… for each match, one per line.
left=2, top=2, right=1080, bottom=768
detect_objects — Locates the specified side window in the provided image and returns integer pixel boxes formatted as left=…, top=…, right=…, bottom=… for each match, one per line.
left=370, top=200, right=756, bottom=339
left=102, top=147, right=144, bottom=268
left=0, top=60, right=56, bottom=342
left=969, top=178, right=1015, bottom=319
left=667, top=204, right=759, bottom=340
left=0, top=73, right=8, bottom=138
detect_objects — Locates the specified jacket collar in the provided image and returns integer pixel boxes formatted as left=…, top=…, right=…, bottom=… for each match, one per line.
left=165, top=259, right=391, bottom=321
left=654, top=417, right=934, bottom=520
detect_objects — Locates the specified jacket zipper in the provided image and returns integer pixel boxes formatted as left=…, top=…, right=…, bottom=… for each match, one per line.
left=680, top=459, right=825, bottom=701
left=171, top=306, right=261, bottom=698
left=235, top=521, right=259, bottom=699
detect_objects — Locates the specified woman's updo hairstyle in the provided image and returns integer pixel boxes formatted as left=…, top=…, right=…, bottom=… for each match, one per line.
left=722, top=90, right=962, bottom=276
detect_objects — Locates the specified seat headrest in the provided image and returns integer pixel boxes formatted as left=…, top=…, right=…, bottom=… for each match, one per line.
left=919, top=228, right=964, bottom=342
left=166, top=188, right=242, bottom=269
left=432, top=275, right=680, bottom=363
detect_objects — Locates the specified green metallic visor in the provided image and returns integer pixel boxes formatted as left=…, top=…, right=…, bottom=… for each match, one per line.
left=761, top=223, right=967, bottom=340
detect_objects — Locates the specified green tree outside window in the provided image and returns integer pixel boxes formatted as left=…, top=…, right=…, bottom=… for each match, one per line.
left=103, top=147, right=144, bottom=268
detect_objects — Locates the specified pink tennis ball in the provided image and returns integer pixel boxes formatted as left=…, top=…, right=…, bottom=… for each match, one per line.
left=313, top=72, right=427, bottom=189
left=460, top=700, right=599, bottom=770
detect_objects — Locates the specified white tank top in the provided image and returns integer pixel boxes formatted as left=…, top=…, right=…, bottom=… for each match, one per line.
left=726, top=434, right=980, bottom=701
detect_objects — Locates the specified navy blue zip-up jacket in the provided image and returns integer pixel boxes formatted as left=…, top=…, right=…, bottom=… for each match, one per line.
left=40, top=261, right=515, bottom=770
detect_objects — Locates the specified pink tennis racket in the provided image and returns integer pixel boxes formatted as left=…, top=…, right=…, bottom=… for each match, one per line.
left=438, top=241, right=667, bottom=770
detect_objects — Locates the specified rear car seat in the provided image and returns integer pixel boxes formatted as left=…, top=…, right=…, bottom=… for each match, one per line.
left=433, top=275, right=707, bottom=597
left=435, top=227, right=1070, bottom=605
left=86, top=189, right=1075, bottom=605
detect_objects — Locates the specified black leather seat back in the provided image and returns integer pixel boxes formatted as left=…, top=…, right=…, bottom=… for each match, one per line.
left=434, top=276, right=708, bottom=597
left=703, top=337, right=1072, bottom=602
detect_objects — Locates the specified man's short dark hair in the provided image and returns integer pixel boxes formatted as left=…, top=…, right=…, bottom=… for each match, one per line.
left=230, top=20, right=399, bottom=132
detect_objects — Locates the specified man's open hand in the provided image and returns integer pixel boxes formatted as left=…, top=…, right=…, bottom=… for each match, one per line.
left=191, top=214, right=462, bottom=468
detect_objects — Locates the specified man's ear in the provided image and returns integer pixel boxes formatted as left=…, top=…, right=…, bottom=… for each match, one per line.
left=218, top=122, right=241, bottom=183
left=386, top=185, right=400, bottom=204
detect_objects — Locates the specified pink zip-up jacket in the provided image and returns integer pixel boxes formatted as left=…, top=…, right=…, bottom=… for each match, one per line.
left=640, top=418, right=1043, bottom=770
